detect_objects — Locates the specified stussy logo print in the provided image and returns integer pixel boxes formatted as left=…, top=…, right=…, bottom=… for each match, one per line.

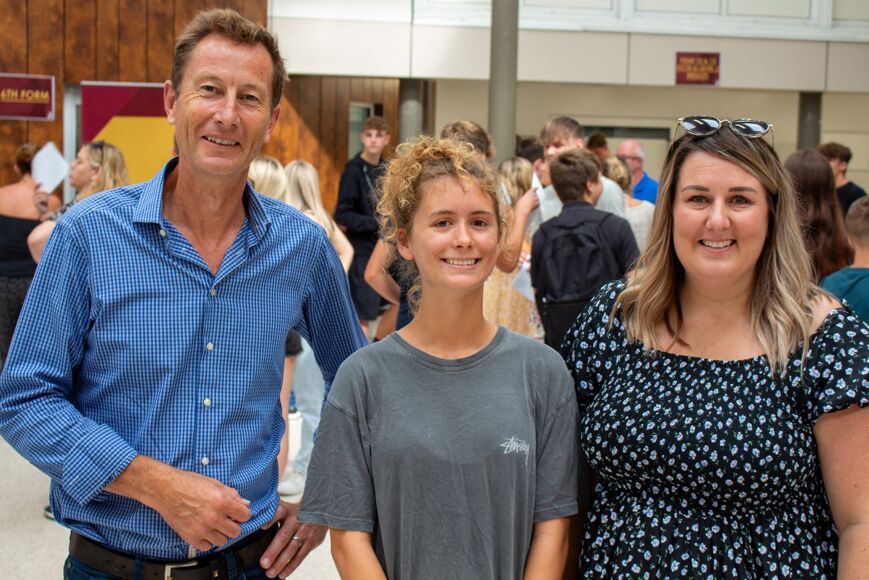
left=500, top=436, right=530, bottom=464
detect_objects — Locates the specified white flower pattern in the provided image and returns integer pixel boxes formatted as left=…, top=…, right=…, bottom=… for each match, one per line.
left=565, top=281, right=869, bottom=579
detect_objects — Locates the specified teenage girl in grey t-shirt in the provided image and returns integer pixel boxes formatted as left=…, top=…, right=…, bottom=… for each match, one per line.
left=298, top=137, right=579, bottom=579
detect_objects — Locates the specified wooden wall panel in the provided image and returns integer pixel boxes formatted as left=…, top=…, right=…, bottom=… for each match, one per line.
left=97, top=0, right=121, bottom=81
left=147, top=0, right=175, bottom=82
left=297, top=77, right=322, bottom=167
left=119, top=0, right=148, bottom=83
left=0, top=1, right=28, bottom=189
left=64, top=0, right=96, bottom=84
left=318, top=77, right=339, bottom=212
left=28, top=0, right=65, bottom=157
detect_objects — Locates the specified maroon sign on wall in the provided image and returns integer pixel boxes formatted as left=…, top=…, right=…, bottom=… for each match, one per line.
left=0, top=73, right=55, bottom=121
left=676, top=52, right=720, bottom=86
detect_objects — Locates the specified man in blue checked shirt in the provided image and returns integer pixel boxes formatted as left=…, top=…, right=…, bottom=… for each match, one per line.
left=0, top=9, right=366, bottom=580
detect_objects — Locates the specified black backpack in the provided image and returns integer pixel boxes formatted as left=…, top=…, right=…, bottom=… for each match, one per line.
left=535, top=214, right=622, bottom=353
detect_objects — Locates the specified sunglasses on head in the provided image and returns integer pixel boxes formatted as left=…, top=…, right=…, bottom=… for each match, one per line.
left=677, top=115, right=774, bottom=146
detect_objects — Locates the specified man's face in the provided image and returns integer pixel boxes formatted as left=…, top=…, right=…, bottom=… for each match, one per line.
left=828, top=157, right=847, bottom=181
left=541, top=134, right=583, bottom=164
left=616, top=141, right=644, bottom=174
left=164, top=34, right=280, bottom=183
left=361, top=129, right=390, bottom=158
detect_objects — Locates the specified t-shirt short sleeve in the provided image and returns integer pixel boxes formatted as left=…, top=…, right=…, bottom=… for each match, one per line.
left=534, top=359, right=579, bottom=522
left=800, top=306, right=869, bottom=423
left=563, top=280, right=626, bottom=410
left=297, top=361, right=376, bottom=532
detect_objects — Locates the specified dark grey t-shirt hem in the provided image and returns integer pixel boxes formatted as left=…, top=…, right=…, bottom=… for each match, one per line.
left=297, top=511, right=375, bottom=533
left=533, top=501, right=579, bottom=523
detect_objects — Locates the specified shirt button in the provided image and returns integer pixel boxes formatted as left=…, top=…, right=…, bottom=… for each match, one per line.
left=209, top=288, right=217, bottom=297
left=206, top=342, right=214, bottom=351
left=203, top=398, right=211, bottom=407
left=159, top=229, right=167, bottom=237
left=201, top=456, right=209, bottom=466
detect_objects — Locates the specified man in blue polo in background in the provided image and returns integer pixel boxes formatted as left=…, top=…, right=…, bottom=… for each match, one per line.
left=617, top=138, right=659, bottom=204
left=0, top=8, right=365, bottom=579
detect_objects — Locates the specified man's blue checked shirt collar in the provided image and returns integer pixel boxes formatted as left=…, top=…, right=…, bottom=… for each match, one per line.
left=0, top=158, right=366, bottom=560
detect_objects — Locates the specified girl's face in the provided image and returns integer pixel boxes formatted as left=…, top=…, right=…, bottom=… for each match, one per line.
left=69, top=147, right=98, bottom=193
left=397, top=175, right=500, bottom=295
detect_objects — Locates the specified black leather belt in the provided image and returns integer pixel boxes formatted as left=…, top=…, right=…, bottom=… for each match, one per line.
left=68, top=526, right=277, bottom=580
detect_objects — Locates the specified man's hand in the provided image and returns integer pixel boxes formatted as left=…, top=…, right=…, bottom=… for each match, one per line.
left=106, top=456, right=251, bottom=552
left=259, top=501, right=327, bottom=578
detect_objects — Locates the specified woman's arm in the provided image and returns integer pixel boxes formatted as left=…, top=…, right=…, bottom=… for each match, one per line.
left=815, top=404, right=869, bottom=579
left=364, top=239, right=401, bottom=305
left=27, top=219, right=57, bottom=263
left=330, top=529, right=387, bottom=580
left=523, top=517, right=572, bottom=580
left=497, top=187, right=539, bottom=273
left=329, top=224, right=354, bottom=273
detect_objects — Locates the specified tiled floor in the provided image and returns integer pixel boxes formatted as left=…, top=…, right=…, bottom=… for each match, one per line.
left=0, top=413, right=339, bottom=579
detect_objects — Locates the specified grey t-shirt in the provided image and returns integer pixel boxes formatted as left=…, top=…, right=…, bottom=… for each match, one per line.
left=298, top=327, right=578, bottom=579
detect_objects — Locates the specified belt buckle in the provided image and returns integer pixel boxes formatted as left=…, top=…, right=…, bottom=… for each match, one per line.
left=164, top=558, right=199, bottom=580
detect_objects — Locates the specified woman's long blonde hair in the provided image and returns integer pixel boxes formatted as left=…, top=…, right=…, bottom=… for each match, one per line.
left=285, top=160, right=336, bottom=238
left=249, top=156, right=291, bottom=204
left=84, top=141, right=128, bottom=197
left=615, top=125, right=819, bottom=373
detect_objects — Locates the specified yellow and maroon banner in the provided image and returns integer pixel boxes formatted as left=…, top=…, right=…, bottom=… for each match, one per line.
left=81, top=82, right=174, bottom=183
left=0, top=73, right=55, bottom=121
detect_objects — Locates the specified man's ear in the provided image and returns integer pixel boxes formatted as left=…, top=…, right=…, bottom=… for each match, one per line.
left=396, top=228, right=414, bottom=262
left=383, top=133, right=391, bottom=146
left=164, top=80, right=177, bottom=125
left=263, top=104, right=281, bottom=144
left=574, top=138, right=585, bottom=149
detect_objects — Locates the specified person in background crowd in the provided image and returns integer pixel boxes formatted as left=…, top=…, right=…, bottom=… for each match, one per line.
left=785, top=149, right=854, bottom=281
left=566, top=115, right=869, bottom=577
left=586, top=132, right=611, bottom=164
left=531, top=148, right=638, bottom=352
left=821, top=196, right=869, bottom=321
left=0, top=9, right=366, bottom=578
left=279, top=159, right=354, bottom=497
left=28, top=140, right=129, bottom=263
left=818, top=141, right=868, bottom=218
left=0, top=144, right=45, bottom=368
left=529, top=116, right=625, bottom=239
left=298, top=137, right=578, bottom=579
left=604, top=155, right=655, bottom=252
left=334, top=115, right=391, bottom=339
left=616, top=138, right=659, bottom=204
left=483, top=156, right=541, bottom=337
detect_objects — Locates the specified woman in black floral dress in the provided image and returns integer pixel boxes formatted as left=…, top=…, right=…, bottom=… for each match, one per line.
left=564, top=116, right=869, bottom=578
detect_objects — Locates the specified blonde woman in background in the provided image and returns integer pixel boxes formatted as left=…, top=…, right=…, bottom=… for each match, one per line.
left=282, top=159, right=353, bottom=496
left=28, top=141, right=128, bottom=263
left=604, top=155, right=654, bottom=252
left=285, top=160, right=353, bottom=271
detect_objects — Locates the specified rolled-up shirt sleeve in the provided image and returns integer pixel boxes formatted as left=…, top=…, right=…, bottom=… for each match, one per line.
left=0, top=221, right=137, bottom=505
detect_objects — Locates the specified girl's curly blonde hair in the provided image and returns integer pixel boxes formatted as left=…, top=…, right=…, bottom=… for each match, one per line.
left=376, top=136, right=506, bottom=310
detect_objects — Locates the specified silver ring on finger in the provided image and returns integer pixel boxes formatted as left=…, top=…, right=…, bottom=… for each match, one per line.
left=291, top=535, right=303, bottom=542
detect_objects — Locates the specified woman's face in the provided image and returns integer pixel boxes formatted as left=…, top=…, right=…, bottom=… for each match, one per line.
left=672, top=151, right=770, bottom=291
left=397, top=175, right=500, bottom=295
left=69, top=147, right=98, bottom=193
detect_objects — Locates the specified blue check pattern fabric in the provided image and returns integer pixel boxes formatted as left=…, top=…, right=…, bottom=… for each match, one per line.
left=0, top=159, right=367, bottom=560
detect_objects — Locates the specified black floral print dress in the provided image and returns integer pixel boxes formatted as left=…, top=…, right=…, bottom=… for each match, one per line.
left=565, top=281, right=869, bottom=579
